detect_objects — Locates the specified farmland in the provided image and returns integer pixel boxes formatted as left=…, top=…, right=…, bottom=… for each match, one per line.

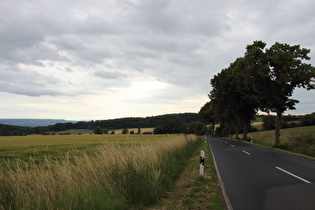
left=0, top=134, right=205, bottom=209
left=0, top=133, right=157, bottom=163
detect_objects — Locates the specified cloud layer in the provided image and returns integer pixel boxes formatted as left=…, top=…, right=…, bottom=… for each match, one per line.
left=1, top=0, right=314, bottom=120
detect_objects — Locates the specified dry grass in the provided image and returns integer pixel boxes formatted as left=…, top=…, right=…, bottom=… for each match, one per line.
left=112, top=127, right=154, bottom=134
left=150, top=140, right=225, bottom=210
left=0, top=134, right=198, bottom=209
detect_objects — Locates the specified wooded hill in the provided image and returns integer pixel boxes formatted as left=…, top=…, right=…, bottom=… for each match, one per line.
left=0, top=113, right=200, bottom=136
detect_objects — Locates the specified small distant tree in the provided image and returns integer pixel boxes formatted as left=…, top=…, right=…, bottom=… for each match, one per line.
left=130, top=130, right=135, bottom=134
left=93, top=126, right=103, bottom=134
left=111, top=130, right=115, bottom=134
left=137, top=127, right=141, bottom=134
left=121, top=128, right=129, bottom=134
left=103, top=128, right=109, bottom=134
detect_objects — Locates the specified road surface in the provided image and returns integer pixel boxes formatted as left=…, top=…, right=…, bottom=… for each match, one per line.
left=208, top=137, right=315, bottom=210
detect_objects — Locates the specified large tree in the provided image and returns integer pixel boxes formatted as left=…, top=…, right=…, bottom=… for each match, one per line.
left=209, top=57, right=258, bottom=140
left=199, top=101, right=217, bottom=136
left=245, top=41, right=315, bottom=147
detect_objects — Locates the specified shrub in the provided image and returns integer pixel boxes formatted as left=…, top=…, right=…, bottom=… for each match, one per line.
left=122, top=128, right=129, bottom=134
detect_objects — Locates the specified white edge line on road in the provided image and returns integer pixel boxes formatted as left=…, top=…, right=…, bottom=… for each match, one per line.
left=242, top=150, right=251, bottom=155
left=231, top=144, right=235, bottom=147
left=275, top=166, right=311, bottom=184
left=208, top=138, right=233, bottom=210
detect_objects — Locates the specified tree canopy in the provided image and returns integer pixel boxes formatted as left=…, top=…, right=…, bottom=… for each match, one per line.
left=206, top=40, right=315, bottom=146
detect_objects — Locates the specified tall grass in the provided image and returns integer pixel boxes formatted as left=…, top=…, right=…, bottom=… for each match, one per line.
left=0, top=134, right=199, bottom=209
left=247, top=126, right=315, bottom=157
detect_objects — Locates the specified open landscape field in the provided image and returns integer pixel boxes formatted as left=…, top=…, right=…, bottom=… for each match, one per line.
left=0, top=133, right=160, bottom=163
left=247, top=125, right=315, bottom=157
left=0, top=134, right=212, bottom=209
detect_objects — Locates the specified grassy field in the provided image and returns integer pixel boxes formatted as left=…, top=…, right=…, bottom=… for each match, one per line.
left=0, top=134, right=219, bottom=209
left=0, top=134, right=162, bottom=163
left=247, top=125, right=315, bottom=157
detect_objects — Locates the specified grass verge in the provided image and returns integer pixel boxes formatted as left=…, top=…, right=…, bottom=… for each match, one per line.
left=149, top=138, right=225, bottom=210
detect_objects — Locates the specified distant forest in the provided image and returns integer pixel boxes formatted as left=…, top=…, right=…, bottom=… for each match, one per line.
left=0, top=113, right=201, bottom=136
left=1, top=112, right=315, bottom=136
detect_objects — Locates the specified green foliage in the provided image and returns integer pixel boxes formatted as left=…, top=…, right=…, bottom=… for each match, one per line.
left=279, top=134, right=315, bottom=156
left=103, top=128, right=109, bottom=134
left=153, top=117, right=208, bottom=135
left=209, top=57, right=259, bottom=140
left=208, top=40, right=315, bottom=145
left=121, top=128, right=129, bottom=134
left=262, top=115, right=276, bottom=130
left=300, top=113, right=315, bottom=126
left=0, top=113, right=201, bottom=136
left=93, top=126, right=103, bottom=134
left=199, top=101, right=217, bottom=136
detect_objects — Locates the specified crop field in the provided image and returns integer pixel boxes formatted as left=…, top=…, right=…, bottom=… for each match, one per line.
left=0, top=134, right=163, bottom=163
left=0, top=134, right=200, bottom=209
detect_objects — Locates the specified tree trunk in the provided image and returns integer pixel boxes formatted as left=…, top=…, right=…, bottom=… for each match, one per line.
left=274, top=110, right=282, bottom=147
left=211, top=122, right=215, bottom=137
left=243, top=122, right=248, bottom=141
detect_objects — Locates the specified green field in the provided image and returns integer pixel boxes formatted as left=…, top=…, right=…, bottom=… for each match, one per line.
left=0, top=134, right=209, bottom=209
left=0, top=134, right=166, bottom=163
left=247, top=125, right=315, bottom=157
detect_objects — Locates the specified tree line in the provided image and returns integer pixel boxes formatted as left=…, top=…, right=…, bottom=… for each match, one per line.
left=0, top=113, right=201, bottom=136
left=200, top=40, right=315, bottom=147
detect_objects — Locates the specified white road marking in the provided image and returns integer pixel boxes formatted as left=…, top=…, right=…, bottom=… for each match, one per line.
left=242, top=150, right=251, bottom=155
left=225, top=142, right=228, bottom=144
left=231, top=145, right=235, bottom=147
left=275, top=166, right=311, bottom=184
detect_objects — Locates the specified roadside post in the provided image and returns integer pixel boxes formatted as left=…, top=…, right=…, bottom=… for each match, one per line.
left=199, top=150, right=205, bottom=176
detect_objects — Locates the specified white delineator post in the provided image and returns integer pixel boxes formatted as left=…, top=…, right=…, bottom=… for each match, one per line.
left=200, top=150, right=205, bottom=176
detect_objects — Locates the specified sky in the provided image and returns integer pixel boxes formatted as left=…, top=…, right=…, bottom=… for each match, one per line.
left=0, top=0, right=315, bottom=121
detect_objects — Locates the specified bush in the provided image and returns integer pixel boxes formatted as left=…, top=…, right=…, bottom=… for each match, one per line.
left=262, top=115, right=276, bottom=130
left=93, top=126, right=103, bottom=134
left=122, top=128, right=129, bottom=134
left=300, top=113, right=315, bottom=126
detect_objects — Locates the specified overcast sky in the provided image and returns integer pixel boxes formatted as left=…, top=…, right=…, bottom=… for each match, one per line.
left=1, top=0, right=314, bottom=121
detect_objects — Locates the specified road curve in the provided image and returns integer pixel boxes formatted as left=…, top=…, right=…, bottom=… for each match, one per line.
left=208, top=137, right=315, bottom=210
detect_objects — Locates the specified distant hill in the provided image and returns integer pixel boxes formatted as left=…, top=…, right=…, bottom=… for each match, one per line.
left=0, top=119, right=76, bottom=127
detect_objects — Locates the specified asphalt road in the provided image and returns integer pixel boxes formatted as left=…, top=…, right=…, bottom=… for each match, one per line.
left=208, top=137, right=315, bottom=210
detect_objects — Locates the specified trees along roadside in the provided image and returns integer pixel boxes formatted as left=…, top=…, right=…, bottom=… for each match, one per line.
left=199, top=101, right=217, bottom=136
left=207, top=57, right=258, bottom=140
left=206, top=40, right=315, bottom=146
left=245, top=41, right=315, bottom=147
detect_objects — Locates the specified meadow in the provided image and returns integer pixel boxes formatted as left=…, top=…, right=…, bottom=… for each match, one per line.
left=0, top=134, right=161, bottom=163
left=0, top=134, right=200, bottom=209
left=247, top=125, right=315, bottom=157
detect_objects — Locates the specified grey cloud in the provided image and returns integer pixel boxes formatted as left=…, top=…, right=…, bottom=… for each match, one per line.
left=0, top=66, right=68, bottom=96
left=0, top=0, right=314, bottom=119
left=0, top=82, right=64, bottom=97
left=94, top=70, right=127, bottom=79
